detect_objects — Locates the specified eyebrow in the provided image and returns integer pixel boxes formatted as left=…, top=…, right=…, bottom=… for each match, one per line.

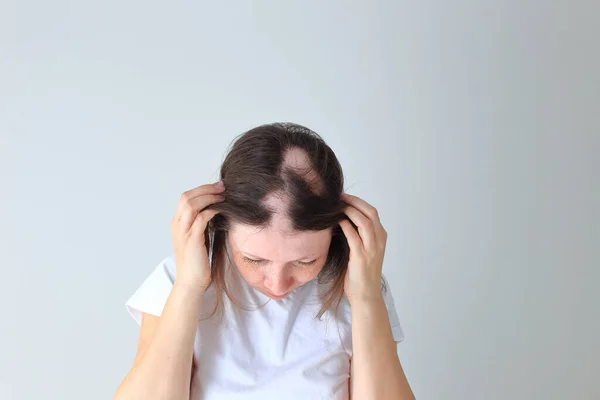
left=242, top=252, right=318, bottom=262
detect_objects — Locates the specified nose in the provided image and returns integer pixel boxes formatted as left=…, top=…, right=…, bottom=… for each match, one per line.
left=264, top=266, right=293, bottom=295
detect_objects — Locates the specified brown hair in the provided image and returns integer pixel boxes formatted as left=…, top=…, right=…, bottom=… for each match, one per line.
left=204, top=122, right=352, bottom=320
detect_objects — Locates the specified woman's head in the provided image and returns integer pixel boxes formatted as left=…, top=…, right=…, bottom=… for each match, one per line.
left=206, top=122, right=349, bottom=318
left=227, top=209, right=333, bottom=300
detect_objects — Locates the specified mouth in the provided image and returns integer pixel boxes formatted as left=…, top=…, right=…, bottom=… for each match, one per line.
left=264, top=290, right=290, bottom=300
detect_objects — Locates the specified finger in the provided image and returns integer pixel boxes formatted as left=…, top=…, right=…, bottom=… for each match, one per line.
left=190, top=208, right=221, bottom=240
left=177, top=194, right=224, bottom=232
left=342, top=193, right=381, bottom=223
left=176, top=192, right=225, bottom=222
left=338, top=219, right=362, bottom=254
left=178, top=192, right=225, bottom=215
left=343, top=205, right=377, bottom=251
left=342, top=193, right=385, bottom=240
left=176, top=182, right=225, bottom=217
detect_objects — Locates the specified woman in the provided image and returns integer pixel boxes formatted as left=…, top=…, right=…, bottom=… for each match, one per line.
left=114, top=123, right=415, bottom=400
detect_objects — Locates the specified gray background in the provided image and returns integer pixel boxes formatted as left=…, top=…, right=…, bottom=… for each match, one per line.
left=1, top=1, right=598, bottom=399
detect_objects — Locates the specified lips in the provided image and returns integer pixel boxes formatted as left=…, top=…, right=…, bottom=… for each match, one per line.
left=265, top=290, right=290, bottom=299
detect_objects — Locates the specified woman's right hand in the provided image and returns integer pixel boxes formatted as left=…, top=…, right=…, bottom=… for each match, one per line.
left=171, top=181, right=225, bottom=291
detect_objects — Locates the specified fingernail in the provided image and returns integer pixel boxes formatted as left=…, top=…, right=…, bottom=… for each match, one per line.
left=215, top=180, right=224, bottom=189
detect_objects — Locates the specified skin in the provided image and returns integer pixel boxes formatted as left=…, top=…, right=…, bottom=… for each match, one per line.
left=114, top=181, right=415, bottom=400
left=340, top=193, right=415, bottom=400
left=227, top=195, right=332, bottom=300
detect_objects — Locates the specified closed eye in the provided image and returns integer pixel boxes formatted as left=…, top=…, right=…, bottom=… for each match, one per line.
left=242, top=256, right=317, bottom=267
left=243, top=256, right=265, bottom=265
left=296, top=260, right=317, bottom=267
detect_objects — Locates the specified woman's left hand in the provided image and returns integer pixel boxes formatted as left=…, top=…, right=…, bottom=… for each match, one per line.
left=339, top=193, right=388, bottom=305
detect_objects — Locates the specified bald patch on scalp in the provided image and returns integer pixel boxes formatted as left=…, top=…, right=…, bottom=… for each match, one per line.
left=255, top=147, right=326, bottom=234
left=261, top=192, right=295, bottom=233
left=281, top=147, right=325, bottom=195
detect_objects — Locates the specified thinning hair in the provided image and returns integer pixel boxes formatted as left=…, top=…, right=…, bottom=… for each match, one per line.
left=205, top=122, right=360, bottom=319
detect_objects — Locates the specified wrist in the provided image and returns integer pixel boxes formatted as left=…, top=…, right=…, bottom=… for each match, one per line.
left=348, top=291, right=385, bottom=308
left=174, top=279, right=209, bottom=298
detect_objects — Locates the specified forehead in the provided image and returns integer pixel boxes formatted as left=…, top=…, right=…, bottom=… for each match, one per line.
left=228, top=215, right=332, bottom=261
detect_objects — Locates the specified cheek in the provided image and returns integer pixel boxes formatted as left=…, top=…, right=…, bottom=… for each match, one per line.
left=230, top=254, right=261, bottom=282
left=291, top=264, right=324, bottom=284
left=235, top=262, right=264, bottom=284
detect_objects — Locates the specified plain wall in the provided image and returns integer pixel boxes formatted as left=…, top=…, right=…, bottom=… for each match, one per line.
left=1, top=1, right=598, bottom=399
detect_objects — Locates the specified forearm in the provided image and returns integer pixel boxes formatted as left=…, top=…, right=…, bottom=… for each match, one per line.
left=350, top=296, right=415, bottom=400
left=115, top=282, right=204, bottom=400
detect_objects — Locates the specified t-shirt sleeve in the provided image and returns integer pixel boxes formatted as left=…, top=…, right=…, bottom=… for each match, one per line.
left=125, top=254, right=177, bottom=326
left=381, top=273, right=405, bottom=343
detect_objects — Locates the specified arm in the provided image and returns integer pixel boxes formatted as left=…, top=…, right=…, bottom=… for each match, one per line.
left=338, top=192, right=415, bottom=400
left=115, top=182, right=225, bottom=400
left=113, top=282, right=204, bottom=400
left=350, top=295, right=415, bottom=400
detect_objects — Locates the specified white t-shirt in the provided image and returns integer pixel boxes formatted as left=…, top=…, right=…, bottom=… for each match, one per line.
left=125, top=254, right=404, bottom=400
